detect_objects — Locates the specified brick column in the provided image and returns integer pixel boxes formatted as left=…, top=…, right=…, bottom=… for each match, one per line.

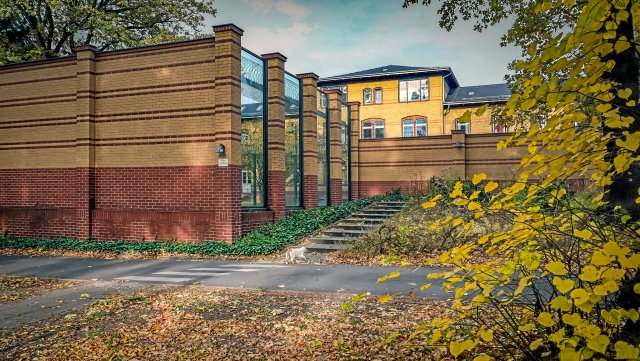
left=451, top=130, right=467, bottom=179
left=213, top=24, right=244, bottom=242
left=263, top=53, right=287, bottom=219
left=347, top=101, right=361, bottom=200
left=325, top=90, right=344, bottom=205
left=298, top=73, right=319, bottom=209
left=74, top=45, right=96, bottom=239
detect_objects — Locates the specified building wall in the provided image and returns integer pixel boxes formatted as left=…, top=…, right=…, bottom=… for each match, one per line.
left=0, top=35, right=244, bottom=242
left=445, top=105, right=500, bottom=134
left=355, top=132, right=527, bottom=196
left=346, top=76, right=446, bottom=137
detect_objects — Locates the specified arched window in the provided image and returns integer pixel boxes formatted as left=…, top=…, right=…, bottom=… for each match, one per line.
left=401, top=116, right=428, bottom=137
left=362, top=119, right=385, bottom=139
left=374, top=87, right=383, bottom=104
left=363, top=88, right=372, bottom=104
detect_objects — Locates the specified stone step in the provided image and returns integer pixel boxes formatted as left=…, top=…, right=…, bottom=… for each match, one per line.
left=306, top=243, right=348, bottom=253
left=361, top=208, right=398, bottom=213
left=323, top=229, right=370, bottom=236
left=352, top=213, right=394, bottom=218
left=341, top=217, right=388, bottom=223
left=334, top=223, right=378, bottom=230
left=307, top=237, right=351, bottom=245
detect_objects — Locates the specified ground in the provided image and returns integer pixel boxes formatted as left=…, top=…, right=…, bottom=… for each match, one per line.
left=0, top=285, right=451, bottom=360
left=0, top=276, right=77, bottom=304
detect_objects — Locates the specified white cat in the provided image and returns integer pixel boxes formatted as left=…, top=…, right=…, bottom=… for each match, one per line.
left=285, top=246, right=307, bottom=263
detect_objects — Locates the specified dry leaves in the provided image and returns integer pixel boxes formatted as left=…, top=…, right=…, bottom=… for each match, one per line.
left=0, top=287, right=451, bottom=360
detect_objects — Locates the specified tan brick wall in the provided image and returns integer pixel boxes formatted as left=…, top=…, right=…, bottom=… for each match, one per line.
left=346, top=77, right=445, bottom=137
left=445, top=105, right=500, bottom=134
left=355, top=132, right=528, bottom=196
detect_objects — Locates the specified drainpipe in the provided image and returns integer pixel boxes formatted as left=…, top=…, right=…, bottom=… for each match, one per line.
left=442, top=72, right=453, bottom=135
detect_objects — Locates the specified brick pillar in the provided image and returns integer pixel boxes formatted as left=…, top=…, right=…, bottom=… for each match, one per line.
left=74, top=45, right=96, bottom=239
left=325, top=90, right=344, bottom=205
left=347, top=101, right=361, bottom=200
left=451, top=129, right=467, bottom=179
left=213, top=24, right=244, bottom=242
left=263, top=53, right=287, bottom=219
left=298, top=73, right=319, bottom=209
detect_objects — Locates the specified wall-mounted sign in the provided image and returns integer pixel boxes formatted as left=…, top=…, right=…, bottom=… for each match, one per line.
left=218, top=158, right=229, bottom=167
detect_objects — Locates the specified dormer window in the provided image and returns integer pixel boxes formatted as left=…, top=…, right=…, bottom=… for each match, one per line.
left=399, top=79, right=429, bottom=102
left=468, top=91, right=475, bottom=96
left=363, top=88, right=372, bottom=104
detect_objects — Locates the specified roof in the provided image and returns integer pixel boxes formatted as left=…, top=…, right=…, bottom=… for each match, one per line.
left=318, top=65, right=460, bottom=89
left=444, top=83, right=510, bottom=106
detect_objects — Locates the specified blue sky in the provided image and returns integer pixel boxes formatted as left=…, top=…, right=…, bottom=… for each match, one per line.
left=207, top=0, right=521, bottom=86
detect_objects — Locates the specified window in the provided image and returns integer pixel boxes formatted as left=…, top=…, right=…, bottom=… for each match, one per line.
left=374, top=88, right=382, bottom=104
left=402, top=116, right=428, bottom=137
left=399, top=79, right=429, bottom=102
left=537, top=114, right=548, bottom=128
left=455, top=119, right=470, bottom=134
left=403, top=120, right=414, bottom=137
left=416, top=119, right=427, bottom=136
left=363, top=88, right=372, bottom=104
left=362, top=119, right=385, bottom=139
left=362, top=122, right=373, bottom=139
left=492, top=116, right=509, bottom=133
left=375, top=121, right=385, bottom=138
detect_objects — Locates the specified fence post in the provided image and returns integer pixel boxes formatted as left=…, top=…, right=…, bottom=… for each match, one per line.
left=451, top=129, right=467, bottom=180
left=74, top=45, right=96, bottom=239
left=347, top=101, right=361, bottom=200
left=212, top=24, right=244, bottom=242
left=262, top=52, right=287, bottom=219
left=298, top=73, right=319, bottom=209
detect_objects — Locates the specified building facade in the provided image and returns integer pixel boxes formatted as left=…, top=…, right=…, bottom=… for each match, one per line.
left=317, top=65, right=512, bottom=138
left=0, top=24, right=529, bottom=243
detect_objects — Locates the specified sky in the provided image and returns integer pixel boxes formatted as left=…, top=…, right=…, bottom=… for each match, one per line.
left=206, top=0, right=522, bottom=86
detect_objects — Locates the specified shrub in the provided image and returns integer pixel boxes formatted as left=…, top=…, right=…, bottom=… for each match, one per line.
left=0, top=194, right=406, bottom=257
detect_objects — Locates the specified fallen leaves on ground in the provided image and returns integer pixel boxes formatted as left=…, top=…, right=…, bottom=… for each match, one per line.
left=0, top=276, right=78, bottom=304
left=0, top=287, right=452, bottom=360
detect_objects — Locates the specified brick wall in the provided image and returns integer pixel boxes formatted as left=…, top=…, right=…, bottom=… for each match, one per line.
left=354, top=132, right=529, bottom=197
left=0, top=25, right=245, bottom=242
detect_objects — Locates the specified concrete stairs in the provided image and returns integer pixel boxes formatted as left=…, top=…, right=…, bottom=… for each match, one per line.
left=305, top=200, right=405, bottom=253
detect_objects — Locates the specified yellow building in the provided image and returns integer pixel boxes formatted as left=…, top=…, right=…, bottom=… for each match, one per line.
left=318, top=65, right=511, bottom=137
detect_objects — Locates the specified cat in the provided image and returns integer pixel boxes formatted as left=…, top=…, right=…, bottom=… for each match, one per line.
left=285, top=246, right=307, bottom=263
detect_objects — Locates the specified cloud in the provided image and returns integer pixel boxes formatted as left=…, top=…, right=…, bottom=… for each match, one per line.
left=275, top=0, right=309, bottom=21
left=243, top=22, right=313, bottom=54
left=240, top=0, right=309, bottom=21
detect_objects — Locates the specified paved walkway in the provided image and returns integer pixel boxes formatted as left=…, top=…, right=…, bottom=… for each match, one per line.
left=0, top=255, right=450, bottom=298
left=0, top=281, right=141, bottom=329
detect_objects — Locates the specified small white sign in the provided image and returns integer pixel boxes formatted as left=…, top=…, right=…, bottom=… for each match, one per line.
left=218, top=158, right=229, bottom=167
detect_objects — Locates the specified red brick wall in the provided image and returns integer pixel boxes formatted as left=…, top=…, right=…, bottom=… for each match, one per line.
left=241, top=210, right=275, bottom=234
left=303, top=174, right=318, bottom=209
left=0, top=168, right=81, bottom=208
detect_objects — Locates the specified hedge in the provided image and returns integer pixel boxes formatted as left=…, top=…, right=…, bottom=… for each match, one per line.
left=0, top=194, right=406, bottom=256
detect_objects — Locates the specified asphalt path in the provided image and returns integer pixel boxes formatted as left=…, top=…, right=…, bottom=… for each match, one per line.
left=0, top=255, right=451, bottom=298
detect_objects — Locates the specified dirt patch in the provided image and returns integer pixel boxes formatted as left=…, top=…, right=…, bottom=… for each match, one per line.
left=0, top=276, right=79, bottom=304
left=0, top=286, right=452, bottom=360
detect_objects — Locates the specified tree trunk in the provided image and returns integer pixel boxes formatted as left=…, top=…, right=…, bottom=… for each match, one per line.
left=602, top=1, right=640, bottom=342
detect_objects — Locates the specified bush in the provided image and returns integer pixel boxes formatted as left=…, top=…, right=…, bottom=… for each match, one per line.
left=0, top=194, right=406, bottom=257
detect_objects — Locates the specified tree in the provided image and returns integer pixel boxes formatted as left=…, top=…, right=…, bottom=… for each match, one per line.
left=374, top=0, right=640, bottom=359
left=0, top=0, right=215, bottom=64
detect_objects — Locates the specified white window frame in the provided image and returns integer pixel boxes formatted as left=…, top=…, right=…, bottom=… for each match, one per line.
left=455, top=119, right=470, bottom=134
left=374, top=88, right=382, bottom=104
left=374, top=121, right=385, bottom=139
left=363, top=88, right=372, bottom=104
left=362, top=121, right=373, bottom=139
left=416, top=118, right=427, bottom=136
left=399, top=78, right=429, bottom=102
left=402, top=120, right=414, bottom=138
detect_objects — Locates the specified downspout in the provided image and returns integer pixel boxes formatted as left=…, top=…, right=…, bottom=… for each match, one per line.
left=442, top=72, right=453, bottom=135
